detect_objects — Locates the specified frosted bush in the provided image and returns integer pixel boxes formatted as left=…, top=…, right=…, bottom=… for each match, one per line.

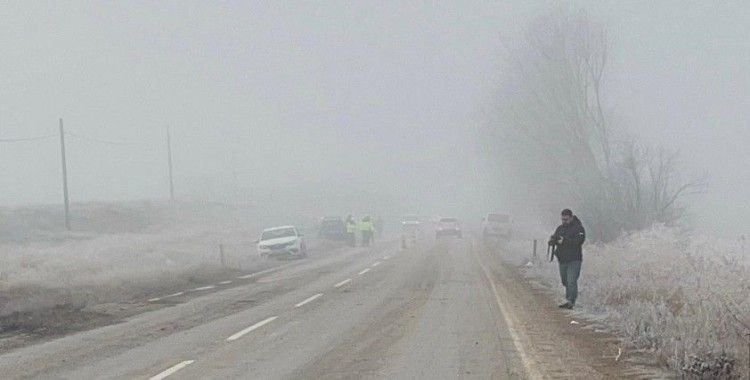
left=507, top=225, right=750, bottom=378
left=0, top=202, right=265, bottom=316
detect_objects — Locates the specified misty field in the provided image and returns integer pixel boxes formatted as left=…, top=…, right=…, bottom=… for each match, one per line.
left=0, top=202, right=274, bottom=320
left=507, top=226, right=750, bottom=378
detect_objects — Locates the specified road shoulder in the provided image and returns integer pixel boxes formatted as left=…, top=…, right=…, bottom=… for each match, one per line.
left=473, top=240, right=674, bottom=379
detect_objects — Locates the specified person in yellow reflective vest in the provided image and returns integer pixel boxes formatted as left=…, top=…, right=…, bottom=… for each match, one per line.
left=360, top=215, right=375, bottom=247
left=345, top=215, right=357, bottom=247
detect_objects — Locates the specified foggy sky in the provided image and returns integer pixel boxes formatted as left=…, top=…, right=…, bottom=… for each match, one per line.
left=1, top=1, right=748, bottom=235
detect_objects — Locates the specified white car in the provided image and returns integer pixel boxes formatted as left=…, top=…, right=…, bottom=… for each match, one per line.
left=436, top=217, right=462, bottom=238
left=402, top=214, right=421, bottom=228
left=257, top=226, right=307, bottom=258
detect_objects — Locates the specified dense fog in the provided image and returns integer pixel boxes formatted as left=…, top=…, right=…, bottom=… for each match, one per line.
left=1, top=3, right=750, bottom=378
left=1, top=1, right=748, bottom=235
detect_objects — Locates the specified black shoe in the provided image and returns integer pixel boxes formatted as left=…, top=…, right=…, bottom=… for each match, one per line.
left=558, top=302, right=573, bottom=309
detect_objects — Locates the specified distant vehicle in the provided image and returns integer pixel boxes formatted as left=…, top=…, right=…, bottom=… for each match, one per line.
left=318, top=216, right=345, bottom=240
left=257, top=226, right=307, bottom=258
left=436, top=217, right=462, bottom=238
left=402, top=214, right=421, bottom=225
left=482, top=213, right=511, bottom=243
left=401, top=221, right=420, bottom=249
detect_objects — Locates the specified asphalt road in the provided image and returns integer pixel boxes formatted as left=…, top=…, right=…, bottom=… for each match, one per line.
left=0, top=238, right=664, bottom=379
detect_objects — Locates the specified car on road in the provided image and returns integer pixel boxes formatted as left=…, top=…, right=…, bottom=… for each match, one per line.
left=400, top=214, right=422, bottom=249
left=401, top=222, right=420, bottom=249
left=436, top=217, right=462, bottom=238
left=257, top=225, right=307, bottom=258
left=318, top=216, right=346, bottom=240
left=402, top=214, right=421, bottom=226
left=482, top=213, right=511, bottom=244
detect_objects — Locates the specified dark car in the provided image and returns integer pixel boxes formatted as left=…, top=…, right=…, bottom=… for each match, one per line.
left=318, top=216, right=346, bottom=240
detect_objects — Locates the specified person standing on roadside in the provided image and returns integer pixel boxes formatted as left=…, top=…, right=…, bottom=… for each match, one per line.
left=360, top=215, right=375, bottom=247
left=549, top=209, right=586, bottom=309
left=345, top=215, right=357, bottom=247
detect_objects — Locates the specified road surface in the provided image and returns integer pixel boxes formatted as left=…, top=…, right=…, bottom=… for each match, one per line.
left=0, top=238, right=664, bottom=379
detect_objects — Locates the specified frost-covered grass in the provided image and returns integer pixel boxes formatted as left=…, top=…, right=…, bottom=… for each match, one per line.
left=506, top=225, right=750, bottom=379
left=0, top=201, right=266, bottom=316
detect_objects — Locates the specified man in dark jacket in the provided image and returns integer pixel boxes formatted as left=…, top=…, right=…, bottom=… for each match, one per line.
left=549, top=209, right=586, bottom=309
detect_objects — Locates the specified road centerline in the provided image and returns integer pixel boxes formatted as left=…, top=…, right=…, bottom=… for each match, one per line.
left=149, top=291, right=184, bottom=302
left=295, top=293, right=324, bottom=308
left=334, top=278, right=352, bottom=288
left=358, top=268, right=371, bottom=275
left=190, top=285, right=216, bottom=292
left=371, top=261, right=381, bottom=267
left=226, top=316, right=278, bottom=342
left=149, top=360, right=195, bottom=380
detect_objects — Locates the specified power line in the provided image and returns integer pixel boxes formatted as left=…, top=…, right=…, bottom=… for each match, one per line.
left=0, top=134, right=55, bottom=143
left=65, top=130, right=150, bottom=147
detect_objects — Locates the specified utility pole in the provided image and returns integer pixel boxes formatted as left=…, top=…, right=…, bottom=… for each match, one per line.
left=167, top=126, right=175, bottom=201
left=59, top=118, right=71, bottom=230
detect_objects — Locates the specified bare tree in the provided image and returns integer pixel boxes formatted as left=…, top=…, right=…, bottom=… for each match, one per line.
left=644, top=146, right=707, bottom=224
left=484, top=7, right=705, bottom=241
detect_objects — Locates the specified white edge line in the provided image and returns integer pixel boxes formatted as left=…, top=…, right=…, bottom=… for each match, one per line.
left=334, top=278, right=352, bottom=288
left=149, top=360, right=195, bottom=380
left=358, top=268, right=371, bottom=275
left=372, top=261, right=381, bottom=267
left=218, top=280, right=232, bottom=285
left=148, top=297, right=162, bottom=302
left=294, top=293, right=324, bottom=308
left=474, top=244, right=541, bottom=379
left=226, top=316, right=278, bottom=342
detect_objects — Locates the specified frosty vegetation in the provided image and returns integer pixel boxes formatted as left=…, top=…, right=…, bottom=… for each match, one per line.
left=0, top=202, right=272, bottom=317
left=488, top=7, right=747, bottom=379
left=507, top=226, right=749, bottom=378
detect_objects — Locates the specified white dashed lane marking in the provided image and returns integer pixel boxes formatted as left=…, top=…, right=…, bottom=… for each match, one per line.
left=148, top=249, right=400, bottom=378
left=190, top=285, right=216, bottom=292
left=149, top=360, right=195, bottom=380
left=294, top=293, right=323, bottom=308
left=236, top=264, right=294, bottom=280
left=148, top=291, right=184, bottom=303
left=226, top=316, right=278, bottom=342
left=334, top=279, right=352, bottom=288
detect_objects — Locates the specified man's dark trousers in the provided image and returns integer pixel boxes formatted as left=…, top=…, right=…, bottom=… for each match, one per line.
left=559, top=260, right=581, bottom=305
